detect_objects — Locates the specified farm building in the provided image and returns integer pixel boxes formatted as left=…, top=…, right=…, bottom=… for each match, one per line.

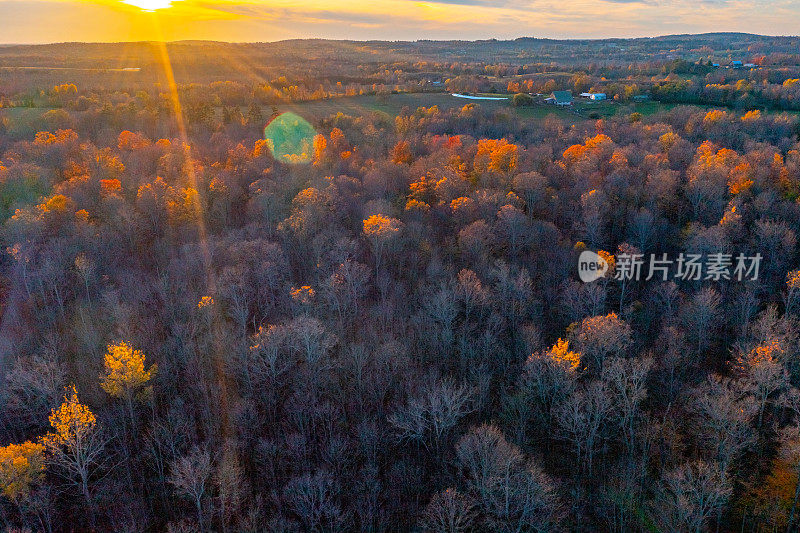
left=589, top=93, right=606, bottom=101
left=548, top=90, right=573, bottom=106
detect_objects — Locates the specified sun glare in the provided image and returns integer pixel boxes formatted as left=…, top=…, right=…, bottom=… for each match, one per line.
left=123, top=0, right=176, bottom=11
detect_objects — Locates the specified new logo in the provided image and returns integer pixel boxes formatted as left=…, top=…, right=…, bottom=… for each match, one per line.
left=578, top=250, right=609, bottom=283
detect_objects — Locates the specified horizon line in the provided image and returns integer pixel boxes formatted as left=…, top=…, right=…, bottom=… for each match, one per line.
left=2, top=31, right=799, bottom=47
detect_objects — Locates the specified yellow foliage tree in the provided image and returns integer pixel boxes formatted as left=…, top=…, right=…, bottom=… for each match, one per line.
left=0, top=441, right=45, bottom=502
left=100, top=342, right=157, bottom=420
left=43, top=385, right=97, bottom=450
left=197, top=295, right=215, bottom=309
left=488, top=143, right=518, bottom=174
left=42, top=385, right=104, bottom=523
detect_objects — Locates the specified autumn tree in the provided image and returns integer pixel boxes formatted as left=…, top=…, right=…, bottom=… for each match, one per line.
left=100, top=341, right=157, bottom=424
left=41, top=386, right=105, bottom=526
left=363, top=214, right=402, bottom=277
left=568, top=312, right=632, bottom=373
left=0, top=441, right=45, bottom=503
left=735, top=342, right=791, bottom=433
left=786, top=269, right=800, bottom=320
left=507, top=339, right=579, bottom=443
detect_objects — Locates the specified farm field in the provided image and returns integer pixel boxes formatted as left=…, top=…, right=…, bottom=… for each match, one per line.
left=275, top=93, right=674, bottom=125
left=0, top=91, right=783, bottom=142
left=1, top=92, right=582, bottom=138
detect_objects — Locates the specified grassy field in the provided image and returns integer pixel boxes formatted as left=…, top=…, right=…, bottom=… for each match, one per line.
left=280, top=93, right=513, bottom=120
left=278, top=93, right=682, bottom=125
left=279, top=93, right=590, bottom=125
left=0, top=93, right=730, bottom=140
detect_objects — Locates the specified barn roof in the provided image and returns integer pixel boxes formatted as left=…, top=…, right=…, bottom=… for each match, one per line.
left=552, top=90, right=573, bottom=103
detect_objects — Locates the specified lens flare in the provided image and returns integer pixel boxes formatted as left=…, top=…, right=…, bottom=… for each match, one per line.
left=263, top=112, right=316, bottom=164
left=123, top=0, right=176, bottom=11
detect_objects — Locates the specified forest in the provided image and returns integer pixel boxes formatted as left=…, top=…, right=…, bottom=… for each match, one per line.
left=2, top=35, right=800, bottom=532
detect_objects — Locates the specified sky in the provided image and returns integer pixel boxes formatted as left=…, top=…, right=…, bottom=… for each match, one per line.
left=0, top=0, right=798, bottom=44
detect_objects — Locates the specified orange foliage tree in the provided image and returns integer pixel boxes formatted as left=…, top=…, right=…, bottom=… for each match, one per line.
left=0, top=441, right=45, bottom=502
left=473, top=138, right=518, bottom=181
left=363, top=214, right=402, bottom=277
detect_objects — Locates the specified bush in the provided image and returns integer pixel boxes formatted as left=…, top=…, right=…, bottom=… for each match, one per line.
left=511, top=93, right=533, bottom=107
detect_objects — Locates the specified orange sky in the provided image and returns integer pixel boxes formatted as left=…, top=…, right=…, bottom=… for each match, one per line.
left=0, top=0, right=798, bottom=43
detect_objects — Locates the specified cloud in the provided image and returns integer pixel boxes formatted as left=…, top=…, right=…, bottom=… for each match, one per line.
left=0, top=0, right=798, bottom=43
left=411, top=0, right=508, bottom=6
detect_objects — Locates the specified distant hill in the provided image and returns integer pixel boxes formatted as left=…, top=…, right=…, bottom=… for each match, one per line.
left=0, top=33, right=796, bottom=91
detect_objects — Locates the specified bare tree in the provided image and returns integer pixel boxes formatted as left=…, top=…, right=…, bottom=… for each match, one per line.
left=560, top=280, right=606, bottom=324
left=215, top=442, right=246, bottom=533
left=285, top=316, right=337, bottom=367
left=654, top=460, right=732, bottom=533
left=419, top=489, right=477, bottom=533
left=627, top=208, right=657, bottom=253
left=247, top=324, right=291, bottom=392
left=389, top=378, right=473, bottom=455
left=779, top=424, right=800, bottom=533
left=322, top=260, right=370, bottom=323
left=283, top=471, right=348, bottom=532
left=555, top=381, right=611, bottom=476
left=602, top=356, right=653, bottom=459
left=682, top=286, right=721, bottom=352
left=169, top=447, right=212, bottom=530
left=495, top=204, right=531, bottom=257
left=456, top=424, right=561, bottom=531
left=691, top=375, right=756, bottom=472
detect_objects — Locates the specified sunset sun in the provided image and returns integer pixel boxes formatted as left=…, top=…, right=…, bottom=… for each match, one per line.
left=122, top=0, right=176, bottom=11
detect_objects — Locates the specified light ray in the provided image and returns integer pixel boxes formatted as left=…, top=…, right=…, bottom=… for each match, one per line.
left=149, top=13, right=235, bottom=439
